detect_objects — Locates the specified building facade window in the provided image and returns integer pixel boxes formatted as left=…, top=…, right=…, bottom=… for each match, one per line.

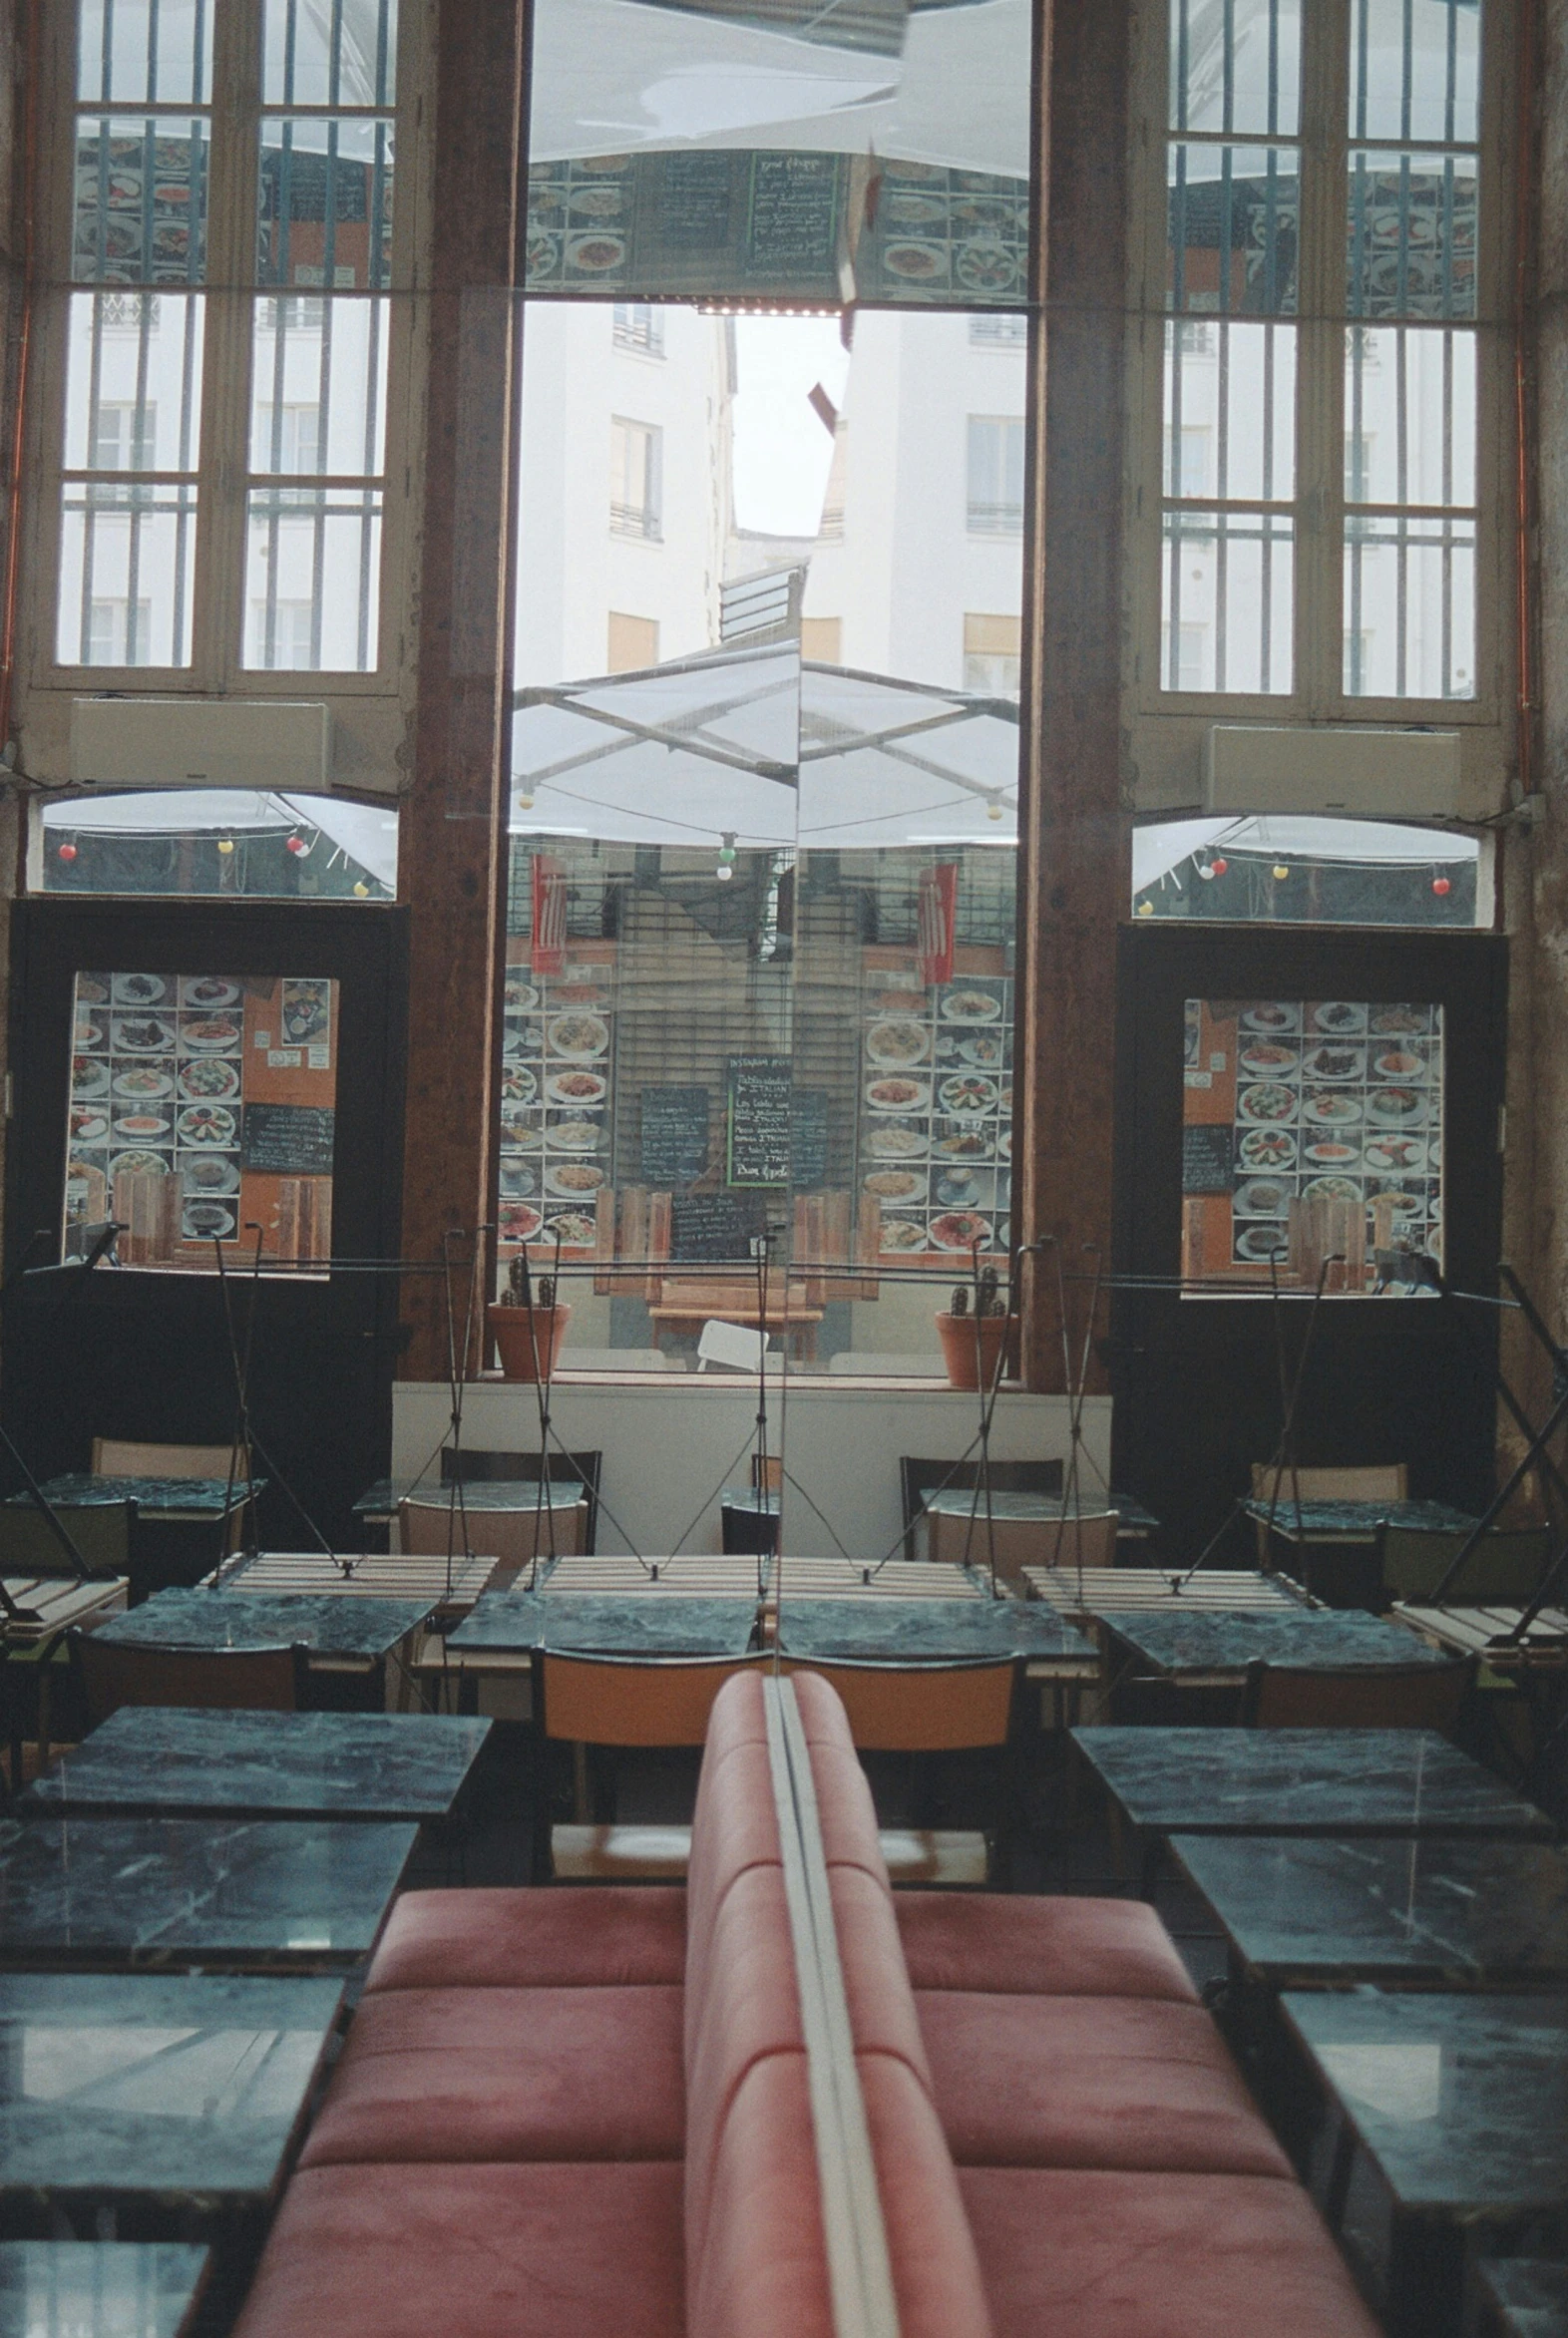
left=612, top=304, right=665, bottom=356
left=609, top=417, right=662, bottom=541
left=963, top=613, right=1021, bottom=696
left=966, top=416, right=1024, bottom=536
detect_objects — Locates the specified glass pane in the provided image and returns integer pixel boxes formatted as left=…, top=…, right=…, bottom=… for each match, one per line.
left=1344, top=513, right=1475, bottom=697
left=524, top=0, right=1030, bottom=304
left=1164, top=319, right=1296, bottom=505
left=1133, top=817, right=1478, bottom=926
left=43, top=791, right=397, bottom=899
left=78, top=0, right=212, bottom=106
left=1180, top=994, right=1444, bottom=1294
left=249, top=296, right=388, bottom=475
left=258, top=117, right=394, bottom=290
left=1348, top=152, right=1477, bottom=318
left=63, top=968, right=340, bottom=1273
left=74, top=119, right=209, bottom=283
left=1167, top=144, right=1298, bottom=315
left=264, top=0, right=397, bottom=107
left=57, top=484, right=197, bottom=665
left=1169, top=0, right=1302, bottom=137
left=1161, top=508, right=1294, bottom=692
left=63, top=291, right=204, bottom=474
left=242, top=486, right=383, bottom=668
left=1345, top=326, right=1475, bottom=508
left=1350, top=0, right=1480, bottom=147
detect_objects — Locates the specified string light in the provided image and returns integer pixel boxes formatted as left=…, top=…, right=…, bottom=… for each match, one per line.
left=285, top=833, right=308, bottom=857
left=716, top=831, right=737, bottom=882
left=56, top=840, right=77, bottom=863
left=353, top=880, right=370, bottom=897
left=1432, top=875, right=1451, bottom=896
left=985, top=796, right=1003, bottom=822
left=216, top=836, right=235, bottom=856
left=1211, top=857, right=1228, bottom=877
left=1272, top=863, right=1290, bottom=881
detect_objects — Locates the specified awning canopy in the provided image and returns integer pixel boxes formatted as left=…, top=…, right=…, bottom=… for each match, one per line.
left=41, top=790, right=400, bottom=890
left=1132, top=814, right=1479, bottom=897
left=510, top=641, right=1020, bottom=851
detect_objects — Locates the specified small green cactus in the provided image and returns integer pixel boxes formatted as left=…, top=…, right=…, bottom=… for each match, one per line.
left=950, top=1285, right=970, bottom=1318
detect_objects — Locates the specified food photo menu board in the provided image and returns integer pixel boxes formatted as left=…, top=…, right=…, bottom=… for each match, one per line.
left=857, top=948, right=1013, bottom=1264
left=1181, top=996, right=1444, bottom=1294
left=65, top=973, right=338, bottom=1271
left=497, top=945, right=616, bottom=1264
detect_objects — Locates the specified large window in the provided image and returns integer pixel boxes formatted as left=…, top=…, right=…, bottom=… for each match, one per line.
left=48, top=0, right=407, bottom=680
left=1146, top=0, right=1496, bottom=714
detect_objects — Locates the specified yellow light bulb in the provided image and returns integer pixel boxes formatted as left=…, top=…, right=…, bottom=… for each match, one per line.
left=353, top=880, right=369, bottom=897
left=216, top=837, right=235, bottom=855
left=1136, top=899, right=1155, bottom=917
left=1272, top=863, right=1290, bottom=881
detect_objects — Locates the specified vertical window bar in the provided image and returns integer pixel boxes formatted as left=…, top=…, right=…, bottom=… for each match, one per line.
left=1267, top=0, right=1280, bottom=137
left=1174, top=0, right=1190, bottom=131
left=170, top=295, right=198, bottom=656
left=322, top=117, right=341, bottom=284
left=375, top=0, right=391, bottom=109
left=1167, top=522, right=1184, bottom=688
left=1444, top=0, right=1457, bottom=144
left=77, top=300, right=109, bottom=661
left=328, top=0, right=345, bottom=107
left=1218, top=146, right=1234, bottom=315
left=193, top=0, right=207, bottom=106
left=1170, top=145, right=1188, bottom=310
left=1354, top=0, right=1370, bottom=140
left=1215, top=513, right=1229, bottom=690
left=310, top=300, right=338, bottom=663
left=1440, top=153, right=1456, bottom=316
left=144, top=0, right=158, bottom=103
left=124, top=290, right=156, bottom=662
left=1349, top=152, right=1369, bottom=316
left=1259, top=335, right=1275, bottom=664
left=1216, top=324, right=1230, bottom=503
left=100, top=0, right=115, bottom=103
left=1401, top=0, right=1413, bottom=143
left=1223, top=0, right=1235, bottom=133
left=282, top=0, right=298, bottom=107
left=358, top=298, right=383, bottom=663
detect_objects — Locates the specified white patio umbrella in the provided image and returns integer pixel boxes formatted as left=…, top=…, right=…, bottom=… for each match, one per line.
left=1133, top=814, right=1478, bottom=896
left=41, top=789, right=400, bottom=890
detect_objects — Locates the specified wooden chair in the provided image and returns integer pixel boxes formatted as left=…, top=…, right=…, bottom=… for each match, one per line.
left=398, top=1496, right=588, bottom=1586
left=537, top=1651, right=769, bottom=1881
left=900, top=1456, right=1065, bottom=1565
left=1380, top=1523, right=1553, bottom=1606
left=781, top=1657, right=1018, bottom=1885
left=440, top=1449, right=602, bottom=1552
left=91, top=1439, right=243, bottom=1479
left=0, top=1499, right=135, bottom=1578
left=72, top=1632, right=307, bottom=1729
left=1241, top=1654, right=1475, bottom=1733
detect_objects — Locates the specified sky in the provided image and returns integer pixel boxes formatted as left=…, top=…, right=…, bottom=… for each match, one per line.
left=729, top=315, right=851, bottom=539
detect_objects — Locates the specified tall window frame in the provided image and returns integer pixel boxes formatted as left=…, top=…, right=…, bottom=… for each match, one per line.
left=1127, top=0, right=1514, bottom=742
left=23, top=0, right=426, bottom=712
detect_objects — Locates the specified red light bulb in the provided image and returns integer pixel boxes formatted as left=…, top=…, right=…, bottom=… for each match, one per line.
left=1210, top=857, right=1228, bottom=877
left=57, top=841, right=78, bottom=863
left=1432, top=875, right=1451, bottom=897
left=285, top=834, right=306, bottom=856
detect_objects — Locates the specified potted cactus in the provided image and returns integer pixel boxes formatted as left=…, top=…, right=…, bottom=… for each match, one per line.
left=486, top=1260, right=573, bottom=1381
left=935, top=1264, right=1011, bottom=1390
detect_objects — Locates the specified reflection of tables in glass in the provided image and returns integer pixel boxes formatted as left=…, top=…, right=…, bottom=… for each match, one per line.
left=720, top=1483, right=779, bottom=1558
left=1280, top=1989, right=1568, bottom=2338
left=1026, top=1566, right=1312, bottom=1619
left=25, top=1708, right=492, bottom=1824
left=0, top=1971, right=345, bottom=2216
left=1101, top=1607, right=1446, bottom=1689
left=1396, top=1601, right=1568, bottom=1673
left=774, top=1596, right=1096, bottom=1679
left=538, top=1553, right=762, bottom=1594
left=532, top=1554, right=995, bottom=1598
left=921, top=1486, right=1160, bottom=1558
left=352, top=1477, right=588, bottom=1523
left=1246, top=1497, right=1479, bottom=1547
left=208, top=1549, right=498, bottom=1612
left=0, top=2244, right=210, bottom=2338
left=448, top=1591, right=759, bottom=1660
left=1169, top=1833, right=1568, bottom=1990
left=1475, top=2258, right=1568, bottom=2337
left=1, top=1575, right=127, bottom=1649
left=91, top=1587, right=437, bottom=1678
left=8, top=1474, right=265, bottom=1521
left=0, top=1816, right=419, bottom=1972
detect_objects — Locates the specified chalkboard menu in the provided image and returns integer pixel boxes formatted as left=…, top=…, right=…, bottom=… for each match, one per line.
left=1181, top=1123, right=1234, bottom=1195
left=790, top=1087, right=829, bottom=1189
left=727, top=1056, right=793, bottom=1187
left=241, top=1103, right=336, bottom=1175
left=641, top=1085, right=711, bottom=1188
left=746, top=155, right=840, bottom=281
left=670, top=1191, right=767, bottom=1264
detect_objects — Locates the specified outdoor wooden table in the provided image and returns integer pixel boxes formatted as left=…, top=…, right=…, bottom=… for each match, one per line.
left=207, top=1548, right=498, bottom=1612
left=1281, top=1988, right=1568, bottom=2338
left=0, top=1814, right=419, bottom=1972
left=771, top=1557, right=994, bottom=1598
left=1100, top=1605, right=1447, bottom=1690
left=8, top=1474, right=265, bottom=1522
left=1168, top=1833, right=1568, bottom=1990
left=539, top=1553, right=763, bottom=1594
left=533, top=1554, right=993, bottom=1598
left=0, top=1970, right=345, bottom=2224
left=1, top=1574, right=127, bottom=1648
left=1071, top=1726, right=1553, bottom=1895
left=0, top=2244, right=210, bottom=2338
left=24, top=1708, right=492, bottom=1825
left=1025, top=1565, right=1312, bottom=1617
left=1396, top=1601, right=1568, bottom=1670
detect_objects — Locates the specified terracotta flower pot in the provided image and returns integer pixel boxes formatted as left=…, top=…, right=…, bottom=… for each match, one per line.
left=487, top=1301, right=572, bottom=1381
left=935, top=1311, right=1010, bottom=1392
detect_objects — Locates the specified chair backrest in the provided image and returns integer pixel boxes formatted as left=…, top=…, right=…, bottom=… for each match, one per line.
left=1381, top=1523, right=1553, bottom=1605
left=439, top=1448, right=601, bottom=1550
left=780, top=1659, right=1015, bottom=1752
left=91, top=1438, right=240, bottom=1480
left=540, top=1652, right=768, bottom=1747
left=1243, top=1655, right=1474, bottom=1732
left=398, top=1496, right=584, bottom=1580
left=1033, top=1510, right=1119, bottom=1571
left=74, top=1633, right=305, bottom=1728
left=696, top=1320, right=772, bottom=1373
left=1250, top=1461, right=1408, bottom=1503
left=900, top=1454, right=1066, bottom=1563
left=0, top=1500, right=134, bottom=1578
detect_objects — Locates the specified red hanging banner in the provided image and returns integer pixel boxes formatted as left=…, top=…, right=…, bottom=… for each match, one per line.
left=918, top=862, right=958, bottom=988
left=531, top=854, right=568, bottom=975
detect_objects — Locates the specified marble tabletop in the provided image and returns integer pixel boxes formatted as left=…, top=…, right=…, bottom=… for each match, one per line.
left=90, top=1588, right=434, bottom=1664
left=1169, top=1834, right=1568, bottom=1987
left=923, top=1488, right=1161, bottom=1531
left=774, top=1597, right=1096, bottom=1668
left=1245, top=1497, right=1478, bottom=1543
left=448, top=1591, right=759, bottom=1658
left=10, top=1475, right=264, bottom=1518
left=354, top=1478, right=588, bottom=1518
left=1476, top=2259, right=1568, bottom=2338
left=1104, top=1607, right=1447, bottom=1679
left=0, top=1815, right=418, bottom=1970
left=1071, top=1728, right=1553, bottom=1840
left=1282, top=1989, right=1568, bottom=2215
left=0, top=1971, right=344, bottom=2210
left=0, top=2244, right=210, bottom=2338
left=25, top=1709, right=492, bottom=1823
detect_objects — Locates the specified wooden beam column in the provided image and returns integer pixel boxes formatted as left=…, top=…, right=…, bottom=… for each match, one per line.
left=1016, top=0, right=1133, bottom=1390
left=397, top=0, right=524, bottom=1377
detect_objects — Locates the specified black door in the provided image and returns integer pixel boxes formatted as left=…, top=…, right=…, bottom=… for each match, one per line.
left=1111, top=923, right=1507, bottom=1564
left=4, top=898, right=408, bottom=1554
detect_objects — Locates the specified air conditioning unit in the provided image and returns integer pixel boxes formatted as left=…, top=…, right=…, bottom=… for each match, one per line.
left=1203, top=725, right=1461, bottom=819
left=70, top=698, right=332, bottom=791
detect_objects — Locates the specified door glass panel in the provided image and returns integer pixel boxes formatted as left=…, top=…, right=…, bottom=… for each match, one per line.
left=1181, top=994, right=1443, bottom=1295
left=74, top=119, right=209, bottom=284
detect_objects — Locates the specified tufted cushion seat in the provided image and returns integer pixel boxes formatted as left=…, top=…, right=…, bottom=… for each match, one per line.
left=896, top=1888, right=1200, bottom=2003
left=363, top=1885, right=687, bottom=1992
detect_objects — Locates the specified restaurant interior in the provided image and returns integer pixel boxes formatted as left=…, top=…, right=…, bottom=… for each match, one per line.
left=0, top=0, right=1566, bottom=2334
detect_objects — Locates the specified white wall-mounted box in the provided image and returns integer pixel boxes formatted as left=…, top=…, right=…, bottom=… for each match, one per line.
left=70, top=698, right=332, bottom=791
left=1204, top=725, right=1461, bottom=819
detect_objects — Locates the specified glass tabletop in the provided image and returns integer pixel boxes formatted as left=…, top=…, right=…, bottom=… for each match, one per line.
left=1282, top=1989, right=1568, bottom=2215
left=0, top=1971, right=344, bottom=2209
left=92, top=1588, right=435, bottom=1662
left=448, top=1591, right=759, bottom=1658
left=354, top=1478, right=588, bottom=1516
left=1103, top=1608, right=1448, bottom=1677
left=0, top=1816, right=418, bottom=1970
left=1071, top=1728, right=1553, bottom=1839
left=1245, top=1498, right=1479, bottom=1541
left=25, top=1709, right=493, bottom=1822
left=1170, top=1833, right=1568, bottom=1987
left=923, top=1488, right=1161, bottom=1531
left=774, top=1597, right=1095, bottom=1665
left=0, top=2244, right=210, bottom=2338
left=12, top=1475, right=265, bottom=1517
